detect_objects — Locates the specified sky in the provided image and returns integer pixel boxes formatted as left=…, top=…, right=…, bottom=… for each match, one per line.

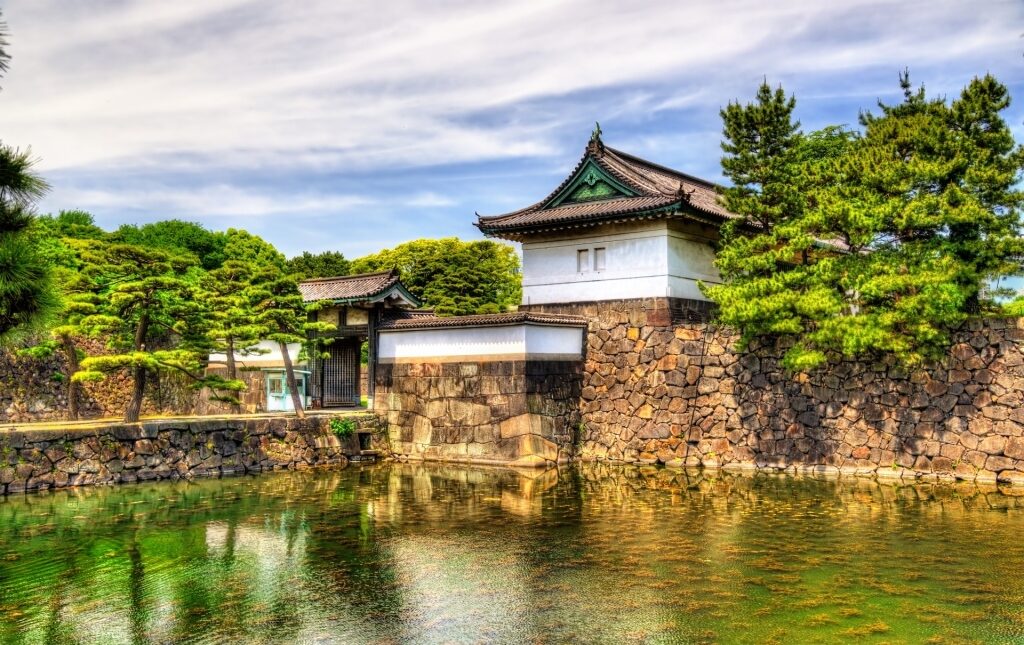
left=3, top=0, right=1024, bottom=259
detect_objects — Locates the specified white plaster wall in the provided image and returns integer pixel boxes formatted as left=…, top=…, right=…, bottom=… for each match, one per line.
left=524, top=325, right=586, bottom=355
left=519, top=221, right=719, bottom=305
left=521, top=222, right=669, bottom=305
left=667, top=231, right=720, bottom=282
left=379, top=324, right=583, bottom=361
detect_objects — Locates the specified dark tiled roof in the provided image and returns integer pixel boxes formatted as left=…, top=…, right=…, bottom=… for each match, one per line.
left=378, top=311, right=587, bottom=331
left=298, top=270, right=402, bottom=303
left=476, top=138, right=738, bottom=238
left=382, top=308, right=436, bottom=321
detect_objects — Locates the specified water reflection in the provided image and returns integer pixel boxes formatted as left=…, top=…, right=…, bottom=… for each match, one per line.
left=0, top=464, right=1021, bottom=643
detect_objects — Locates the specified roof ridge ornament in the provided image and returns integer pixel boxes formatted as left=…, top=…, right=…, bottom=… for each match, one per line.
left=676, top=182, right=695, bottom=202
left=587, top=121, right=604, bottom=156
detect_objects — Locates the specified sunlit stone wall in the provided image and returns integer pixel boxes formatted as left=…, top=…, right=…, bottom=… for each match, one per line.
left=376, top=318, right=585, bottom=467
left=0, top=414, right=378, bottom=494
left=523, top=299, right=1024, bottom=485
left=377, top=360, right=583, bottom=467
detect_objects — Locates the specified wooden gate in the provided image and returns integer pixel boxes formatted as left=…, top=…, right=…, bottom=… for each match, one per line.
left=322, top=337, right=361, bottom=407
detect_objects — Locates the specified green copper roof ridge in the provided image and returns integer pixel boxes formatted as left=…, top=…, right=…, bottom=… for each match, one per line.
left=544, top=158, right=637, bottom=209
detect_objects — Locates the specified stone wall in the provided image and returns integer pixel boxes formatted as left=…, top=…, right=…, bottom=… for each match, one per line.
left=0, top=413, right=379, bottom=494
left=0, top=337, right=200, bottom=423
left=523, top=299, right=1024, bottom=485
left=194, top=368, right=267, bottom=415
left=376, top=360, right=582, bottom=467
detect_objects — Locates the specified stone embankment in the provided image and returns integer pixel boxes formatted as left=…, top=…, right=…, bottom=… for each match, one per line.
left=525, top=299, right=1024, bottom=485
left=379, top=360, right=582, bottom=467
left=0, top=413, right=379, bottom=494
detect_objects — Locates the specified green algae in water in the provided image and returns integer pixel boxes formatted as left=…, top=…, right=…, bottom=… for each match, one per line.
left=0, top=464, right=1022, bottom=644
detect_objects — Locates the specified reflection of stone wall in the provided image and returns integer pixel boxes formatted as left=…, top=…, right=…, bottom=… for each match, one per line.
left=376, top=360, right=582, bottom=467
left=524, top=299, right=1024, bottom=485
left=0, top=413, right=378, bottom=494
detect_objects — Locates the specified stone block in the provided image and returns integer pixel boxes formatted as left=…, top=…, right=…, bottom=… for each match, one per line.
left=986, top=455, right=1015, bottom=472
left=978, top=435, right=1006, bottom=455
left=411, top=415, right=432, bottom=446
left=1005, top=437, right=1024, bottom=461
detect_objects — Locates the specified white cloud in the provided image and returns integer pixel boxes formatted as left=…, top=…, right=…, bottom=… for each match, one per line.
left=2, top=0, right=1019, bottom=173
left=50, top=184, right=374, bottom=219
left=4, top=0, right=1024, bottom=256
left=403, top=192, right=458, bottom=208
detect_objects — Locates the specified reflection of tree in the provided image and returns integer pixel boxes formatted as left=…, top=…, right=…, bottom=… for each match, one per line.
left=0, top=465, right=1021, bottom=643
left=43, top=549, right=83, bottom=644
left=126, top=534, right=148, bottom=645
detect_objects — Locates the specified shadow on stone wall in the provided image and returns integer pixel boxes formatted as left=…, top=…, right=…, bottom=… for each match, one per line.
left=525, top=299, right=1024, bottom=485
left=0, top=337, right=200, bottom=423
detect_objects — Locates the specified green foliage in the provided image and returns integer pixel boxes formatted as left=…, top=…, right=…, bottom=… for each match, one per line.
left=705, top=73, right=1024, bottom=370
left=223, top=228, right=285, bottom=269
left=0, top=142, right=58, bottom=343
left=330, top=416, right=356, bottom=438
left=249, top=271, right=329, bottom=347
left=111, top=219, right=228, bottom=270
left=72, top=242, right=224, bottom=421
left=37, top=210, right=106, bottom=240
left=195, top=230, right=286, bottom=407
left=718, top=81, right=803, bottom=234
left=244, top=236, right=335, bottom=416
left=351, top=237, right=521, bottom=315
left=1002, top=297, right=1024, bottom=317
left=287, top=251, right=351, bottom=280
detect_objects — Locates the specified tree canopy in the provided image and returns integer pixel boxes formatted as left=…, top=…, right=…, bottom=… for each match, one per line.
left=0, top=143, right=58, bottom=342
left=704, top=73, right=1024, bottom=370
left=111, top=219, right=228, bottom=270
left=287, top=251, right=351, bottom=280
left=351, top=237, right=521, bottom=315
left=73, top=243, right=213, bottom=422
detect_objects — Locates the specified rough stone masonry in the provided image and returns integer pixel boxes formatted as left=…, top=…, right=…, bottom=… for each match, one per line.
left=523, top=298, right=1024, bottom=485
left=0, top=414, right=378, bottom=494
left=377, top=359, right=582, bottom=468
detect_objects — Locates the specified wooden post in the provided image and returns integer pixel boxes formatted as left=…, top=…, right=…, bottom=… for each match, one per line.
left=367, top=304, right=381, bottom=407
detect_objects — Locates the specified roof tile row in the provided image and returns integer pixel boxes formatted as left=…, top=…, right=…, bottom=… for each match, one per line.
left=377, top=311, right=587, bottom=331
left=476, top=139, right=737, bottom=237
left=298, top=270, right=400, bottom=302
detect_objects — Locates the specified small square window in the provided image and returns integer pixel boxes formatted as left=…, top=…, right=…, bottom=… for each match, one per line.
left=577, top=249, right=589, bottom=272
left=594, top=247, right=606, bottom=271
left=268, top=377, right=284, bottom=395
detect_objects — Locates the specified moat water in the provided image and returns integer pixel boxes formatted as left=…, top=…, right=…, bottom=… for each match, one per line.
left=0, top=463, right=1022, bottom=644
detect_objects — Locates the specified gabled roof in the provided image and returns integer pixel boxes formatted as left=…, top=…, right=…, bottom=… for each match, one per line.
left=298, top=270, right=421, bottom=308
left=476, top=129, right=738, bottom=239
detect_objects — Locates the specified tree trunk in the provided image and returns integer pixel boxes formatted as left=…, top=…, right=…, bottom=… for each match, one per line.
left=125, top=366, right=147, bottom=423
left=61, top=334, right=80, bottom=421
left=124, top=314, right=149, bottom=423
left=225, top=337, right=242, bottom=414
left=280, top=341, right=305, bottom=419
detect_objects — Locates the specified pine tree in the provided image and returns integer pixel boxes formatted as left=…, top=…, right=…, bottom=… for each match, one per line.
left=200, top=259, right=267, bottom=412
left=707, top=73, right=1024, bottom=371
left=237, top=232, right=334, bottom=418
left=796, top=73, right=1024, bottom=368
left=702, top=81, right=825, bottom=350
left=248, top=268, right=333, bottom=419
left=73, top=243, right=210, bottom=422
left=0, top=144, right=57, bottom=342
